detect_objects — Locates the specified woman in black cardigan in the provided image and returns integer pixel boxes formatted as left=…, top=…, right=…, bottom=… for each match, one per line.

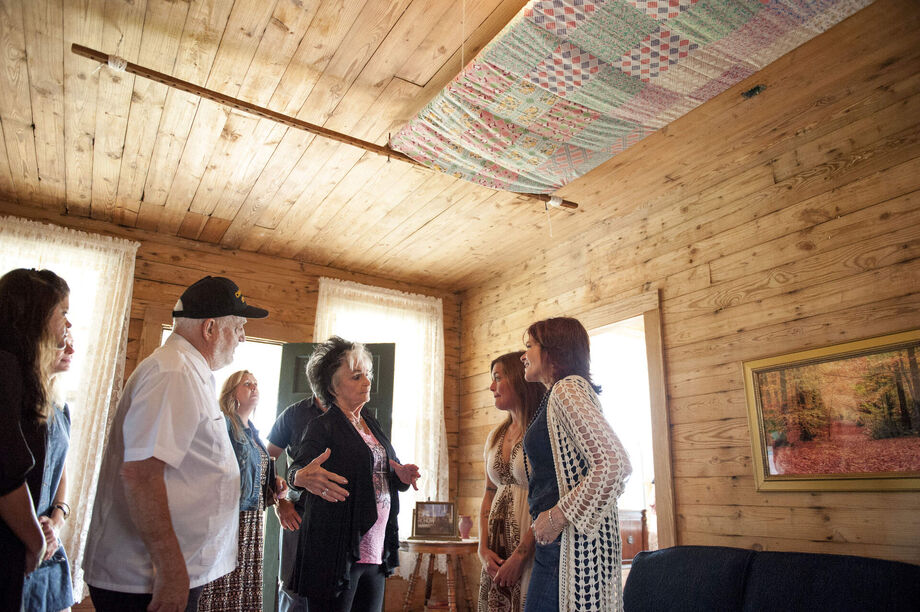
left=287, top=336, right=420, bottom=612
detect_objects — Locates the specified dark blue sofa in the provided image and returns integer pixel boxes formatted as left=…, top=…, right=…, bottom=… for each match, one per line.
left=622, top=545, right=920, bottom=611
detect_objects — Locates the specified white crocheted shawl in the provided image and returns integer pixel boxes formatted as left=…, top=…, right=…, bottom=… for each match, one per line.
left=546, top=375, right=632, bottom=612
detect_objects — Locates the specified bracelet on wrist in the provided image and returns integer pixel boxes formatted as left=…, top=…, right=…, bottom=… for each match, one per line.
left=52, top=501, right=71, bottom=521
left=548, top=508, right=557, bottom=531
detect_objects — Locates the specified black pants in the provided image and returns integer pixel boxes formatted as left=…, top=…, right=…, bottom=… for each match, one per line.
left=89, top=583, right=204, bottom=612
left=306, top=563, right=386, bottom=612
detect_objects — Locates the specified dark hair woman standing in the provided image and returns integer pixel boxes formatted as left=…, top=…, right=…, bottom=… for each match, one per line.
left=520, top=317, right=632, bottom=612
left=0, top=269, right=70, bottom=610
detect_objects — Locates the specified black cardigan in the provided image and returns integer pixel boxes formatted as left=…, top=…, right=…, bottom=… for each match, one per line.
left=287, top=405, right=408, bottom=601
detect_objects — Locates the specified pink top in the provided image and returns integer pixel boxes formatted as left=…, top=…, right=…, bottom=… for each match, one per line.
left=357, top=428, right=391, bottom=564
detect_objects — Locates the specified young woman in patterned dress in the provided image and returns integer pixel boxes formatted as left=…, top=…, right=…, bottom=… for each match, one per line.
left=477, top=351, right=544, bottom=611
left=199, top=371, right=284, bottom=611
left=521, top=317, right=632, bottom=612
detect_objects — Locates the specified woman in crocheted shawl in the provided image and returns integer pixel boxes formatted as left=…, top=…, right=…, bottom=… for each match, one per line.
left=521, top=317, right=632, bottom=612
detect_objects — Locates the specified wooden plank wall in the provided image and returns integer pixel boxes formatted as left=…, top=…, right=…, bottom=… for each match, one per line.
left=457, top=0, right=920, bottom=565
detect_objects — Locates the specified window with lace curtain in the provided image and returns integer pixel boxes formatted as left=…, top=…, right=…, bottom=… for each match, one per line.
left=313, top=277, right=449, bottom=575
left=0, top=216, right=138, bottom=598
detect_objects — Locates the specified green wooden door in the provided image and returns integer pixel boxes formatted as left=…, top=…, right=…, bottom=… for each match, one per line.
left=363, top=343, right=395, bottom=439
left=263, top=341, right=395, bottom=611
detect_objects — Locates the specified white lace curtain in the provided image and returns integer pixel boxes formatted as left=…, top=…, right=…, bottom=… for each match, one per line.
left=314, top=277, right=449, bottom=570
left=0, top=216, right=138, bottom=598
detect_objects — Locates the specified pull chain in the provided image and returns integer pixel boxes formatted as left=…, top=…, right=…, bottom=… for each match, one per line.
left=461, top=0, right=466, bottom=69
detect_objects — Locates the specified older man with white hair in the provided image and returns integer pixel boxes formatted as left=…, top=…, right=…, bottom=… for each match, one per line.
left=84, top=276, right=268, bottom=612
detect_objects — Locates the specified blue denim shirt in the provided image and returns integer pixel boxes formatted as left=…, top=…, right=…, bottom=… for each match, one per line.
left=227, top=417, right=268, bottom=511
left=524, top=388, right=560, bottom=521
left=22, top=403, right=75, bottom=611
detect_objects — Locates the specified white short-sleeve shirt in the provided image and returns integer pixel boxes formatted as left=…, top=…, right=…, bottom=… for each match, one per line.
left=83, top=333, right=241, bottom=592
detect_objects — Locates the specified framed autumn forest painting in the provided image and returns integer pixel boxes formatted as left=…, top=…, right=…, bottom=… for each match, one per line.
left=743, top=330, right=920, bottom=491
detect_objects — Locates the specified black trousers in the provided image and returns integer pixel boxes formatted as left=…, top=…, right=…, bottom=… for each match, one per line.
left=89, top=583, right=204, bottom=612
left=306, top=563, right=386, bottom=612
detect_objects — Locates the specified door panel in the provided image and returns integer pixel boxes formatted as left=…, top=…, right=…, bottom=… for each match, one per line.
left=262, top=342, right=317, bottom=612
left=364, top=343, right=395, bottom=439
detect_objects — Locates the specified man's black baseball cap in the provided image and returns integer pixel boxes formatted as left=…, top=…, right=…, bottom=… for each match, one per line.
left=172, top=276, right=268, bottom=319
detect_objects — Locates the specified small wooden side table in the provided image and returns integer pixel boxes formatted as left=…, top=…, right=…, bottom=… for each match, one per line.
left=401, top=538, right=479, bottom=612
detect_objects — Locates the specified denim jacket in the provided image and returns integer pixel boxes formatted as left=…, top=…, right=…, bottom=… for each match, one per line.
left=227, top=417, right=269, bottom=511
left=22, top=403, right=75, bottom=611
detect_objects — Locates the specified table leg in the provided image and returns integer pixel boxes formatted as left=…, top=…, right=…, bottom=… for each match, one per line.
left=446, top=554, right=458, bottom=612
left=424, top=553, right=435, bottom=605
left=455, top=553, right=475, bottom=612
left=403, top=552, right=424, bottom=612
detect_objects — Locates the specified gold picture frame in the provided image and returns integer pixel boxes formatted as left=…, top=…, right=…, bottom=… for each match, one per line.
left=409, top=501, right=460, bottom=541
left=743, top=329, right=920, bottom=491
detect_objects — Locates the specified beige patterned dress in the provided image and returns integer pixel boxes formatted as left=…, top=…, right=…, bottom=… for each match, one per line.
left=478, top=427, right=533, bottom=612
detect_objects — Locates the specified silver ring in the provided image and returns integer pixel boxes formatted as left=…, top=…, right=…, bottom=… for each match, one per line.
left=321, top=488, right=328, bottom=497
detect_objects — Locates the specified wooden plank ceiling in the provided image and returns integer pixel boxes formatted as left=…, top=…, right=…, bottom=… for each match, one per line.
left=0, top=0, right=570, bottom=290
left=0, top=0, right=875, bottom=290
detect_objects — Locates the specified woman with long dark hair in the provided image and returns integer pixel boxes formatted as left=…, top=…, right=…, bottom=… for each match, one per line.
left=477, top=351, right=544, bottom=611
left=0, top=269, right=71, bottom=610
left=521, top=317, right=632, bottom=612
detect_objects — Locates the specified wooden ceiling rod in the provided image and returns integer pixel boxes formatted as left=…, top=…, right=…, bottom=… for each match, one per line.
left=70, top=43, right=578, bottom=210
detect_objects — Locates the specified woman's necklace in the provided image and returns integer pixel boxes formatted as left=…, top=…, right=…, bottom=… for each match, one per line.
left=347, top=410, right=363, bottom=430
left=522, top=387, right=552, bottom=482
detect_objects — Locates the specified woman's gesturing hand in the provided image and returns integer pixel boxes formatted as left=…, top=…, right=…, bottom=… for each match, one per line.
left=389, top=460, right=421, bottom=490
left=294, top=448, right=349, bottom=502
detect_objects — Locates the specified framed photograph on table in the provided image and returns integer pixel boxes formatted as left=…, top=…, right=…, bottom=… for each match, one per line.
left=743, top=329, right=920, bottom=492
left=410, top=501, right=460, bottom=541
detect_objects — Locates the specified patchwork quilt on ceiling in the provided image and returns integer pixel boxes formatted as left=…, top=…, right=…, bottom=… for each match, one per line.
left=390, top=0, right=872, bottom=194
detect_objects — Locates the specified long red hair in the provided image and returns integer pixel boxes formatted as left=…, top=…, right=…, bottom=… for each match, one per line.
left=525, top=317, right=600, bottom=392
